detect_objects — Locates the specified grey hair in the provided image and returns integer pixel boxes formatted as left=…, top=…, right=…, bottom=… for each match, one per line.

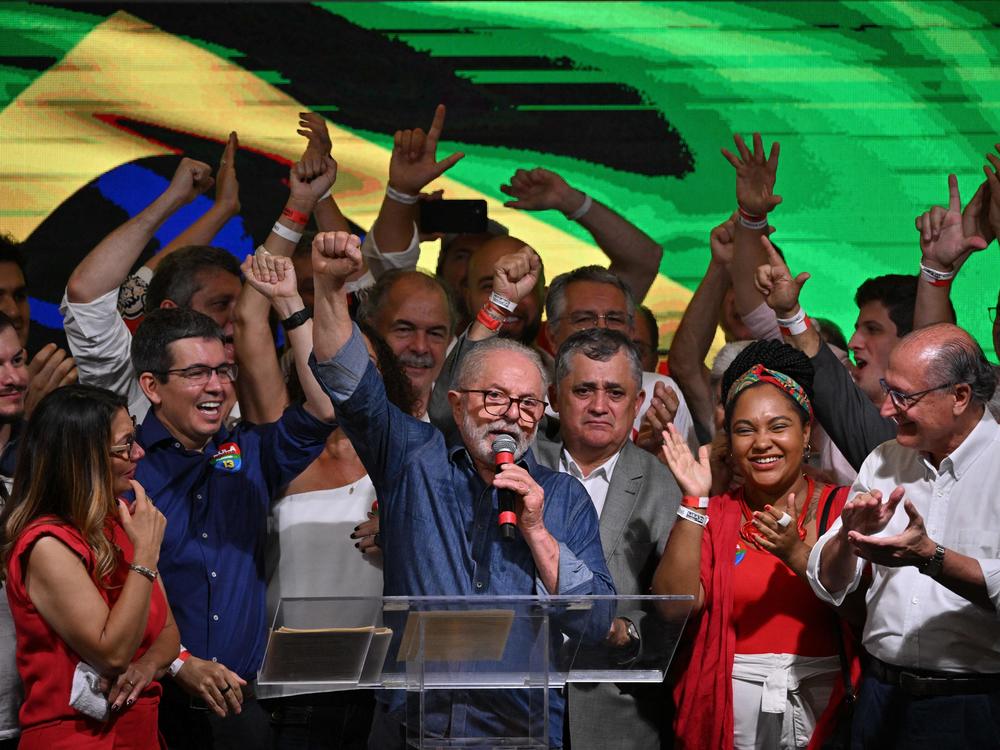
left=924, top=335, right=997, bottom=405
left=544, top=265, right=636, bottom=326
left=453, top=338, right=549, bottom=394
left=710, top=340, right=754, bottom=383
left=554, top=328, right=642, bottom=392
left=356, top=269, right=457, bottom=337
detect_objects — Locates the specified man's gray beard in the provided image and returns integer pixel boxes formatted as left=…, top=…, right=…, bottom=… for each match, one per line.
left=460, top=410, right=534, bottom=467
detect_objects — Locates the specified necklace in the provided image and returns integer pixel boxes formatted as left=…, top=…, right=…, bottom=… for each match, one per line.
left=737, top=475, right=814, bottom=550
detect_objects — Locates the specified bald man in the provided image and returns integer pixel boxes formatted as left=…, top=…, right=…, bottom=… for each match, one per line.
left=807, top=324, right=1000, bottom=749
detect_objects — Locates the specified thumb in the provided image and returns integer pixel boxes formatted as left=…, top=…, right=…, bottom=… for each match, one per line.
left=785, top=492, right=798, bottom=520
left=963, top=235, right=989, bottom=252
left=794, top=272, right=811, bottom=290
left=902, top=499, right=923, bottom=526
left=432, top=151, right=464, bottom=177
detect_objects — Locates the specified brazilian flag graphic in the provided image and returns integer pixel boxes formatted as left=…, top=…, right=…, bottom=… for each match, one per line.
left=1, top=2, right=998, bottom=358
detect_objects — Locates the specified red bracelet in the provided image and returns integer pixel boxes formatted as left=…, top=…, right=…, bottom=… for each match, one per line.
left=282, top=206, right=309, bottom=226
left=681, top=495, right=709, bottom=509
left=476, top=306, right=504, bottom=332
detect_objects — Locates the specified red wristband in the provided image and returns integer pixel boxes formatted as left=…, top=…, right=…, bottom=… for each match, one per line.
left=282, top=206, right=309, bottom=226
left=476, top=307, right=503, bottom=332
left=681, top=495, right=709, bottom=509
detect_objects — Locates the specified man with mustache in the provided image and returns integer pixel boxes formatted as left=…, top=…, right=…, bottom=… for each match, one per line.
left=357, top=269, right=455, bottom=419
left=308, top=231, right=614, bottom=749
left=0, top=311, right=28, bottom=749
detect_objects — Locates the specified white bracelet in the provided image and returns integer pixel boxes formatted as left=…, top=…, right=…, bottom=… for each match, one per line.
left=919, top=262, right=955, bottom=286
left=566, top=193, right=593, bottom=221
left=776, top=307, right=809, bottom=336
left=489, top=291, right=517, bottom=312
left=676, top=506, right=708, bottom=527
left=385, top=185, right=419, bottom=205
left=271, top=222, right=303, bottom=244
left=168, top=649, right=190, bottom=677
left=738, top=214, right=769, bottom=230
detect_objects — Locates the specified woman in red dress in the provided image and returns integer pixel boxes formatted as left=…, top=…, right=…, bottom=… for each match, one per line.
left=653, top=340, right=860, bottom=750
left=1, top=384, right=177, bottom=749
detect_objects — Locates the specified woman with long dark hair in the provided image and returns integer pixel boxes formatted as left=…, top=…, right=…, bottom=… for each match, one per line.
left=1, top=384, right=178, bottom=748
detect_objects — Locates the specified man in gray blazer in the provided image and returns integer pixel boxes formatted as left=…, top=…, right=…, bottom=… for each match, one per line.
left=536, top=328, right=681, bottom=750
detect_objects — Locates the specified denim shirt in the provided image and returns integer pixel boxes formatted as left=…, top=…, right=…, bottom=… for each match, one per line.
left=310, top=325, right=615, bottom=745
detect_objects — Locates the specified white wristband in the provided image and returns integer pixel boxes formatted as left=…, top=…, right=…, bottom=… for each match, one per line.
left=319, top=185, right=333, bottom=201
left=168, top=649, right=190, bottom=677
left=919, top=262, right=955, bottom=286
left=738, top=214, right=769, bottom=230
left=776, top=307, right=809, bottom=336
left=489, top=291, right=517, bottom=312
left=385, top=185, right=419, bottom=205
left=677, top=506, right=709, bottom=527
left=566, top=193, right=593, bottom=221
left=271, top=222, right=303, bottom=244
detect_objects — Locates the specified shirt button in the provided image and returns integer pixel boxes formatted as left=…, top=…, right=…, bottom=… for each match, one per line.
left=213, top=614, right=220, bottom=621
left=201, top=532, right=208, bottom=539
left=475, top=582, right=483, bottom=589
left=211, top=657, right=218, bottom=663
left=211, top=571, right=217, bottom=578
left=911, top=597, right=919, bottom=605
left=196, top=494, right=203, bottom=500
left=174, top=442, right=181, bottom=449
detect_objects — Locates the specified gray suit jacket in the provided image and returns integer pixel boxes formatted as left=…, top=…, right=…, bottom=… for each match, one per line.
left=534, top=419, right=681, bottom=750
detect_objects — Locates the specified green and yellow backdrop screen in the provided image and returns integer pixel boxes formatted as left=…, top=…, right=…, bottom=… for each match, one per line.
left=1, top=1, right=998, bottom=359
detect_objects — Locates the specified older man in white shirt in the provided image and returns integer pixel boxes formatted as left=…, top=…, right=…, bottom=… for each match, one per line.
left=807, top=323, right=1000, bottom=749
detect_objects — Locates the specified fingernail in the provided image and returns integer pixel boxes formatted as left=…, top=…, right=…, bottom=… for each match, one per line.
left=354, top=542, right=359, bottom=548
left=111, top=703, right=120, bottom=712
left=126, top=699, right=134, bottom=706
left=353, top=525, right=359, bottom=531
left=349, top=533, right=357, bottom=539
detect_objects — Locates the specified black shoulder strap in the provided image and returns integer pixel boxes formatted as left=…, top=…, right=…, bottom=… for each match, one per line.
left=819, top=484, right=848, bottom=536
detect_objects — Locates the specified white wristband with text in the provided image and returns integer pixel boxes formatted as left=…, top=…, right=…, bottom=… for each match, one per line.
left=489, top=291, right=517, bottom=312
left=676, top=506, right=709, bottom=528
left=271, top=222, right=303, bottom=244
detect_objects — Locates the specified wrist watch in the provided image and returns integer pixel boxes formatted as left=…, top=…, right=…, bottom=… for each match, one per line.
left=918, top=544, right=946, bottom=578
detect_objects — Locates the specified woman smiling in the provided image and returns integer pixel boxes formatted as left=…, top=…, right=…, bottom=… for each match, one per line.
left=653, top=340, right=860, bottom=750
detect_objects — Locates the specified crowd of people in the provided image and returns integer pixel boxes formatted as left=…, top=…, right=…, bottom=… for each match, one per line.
left=0, top=105, right=998, bottom=750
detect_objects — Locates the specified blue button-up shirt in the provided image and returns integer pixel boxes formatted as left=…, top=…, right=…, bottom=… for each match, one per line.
left=136, top=404, right=334, bottom=678
left=311, top=325, right=615, bottom=746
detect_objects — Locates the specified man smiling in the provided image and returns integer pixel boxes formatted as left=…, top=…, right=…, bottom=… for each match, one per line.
left=130, top=307, right=335, bottom=749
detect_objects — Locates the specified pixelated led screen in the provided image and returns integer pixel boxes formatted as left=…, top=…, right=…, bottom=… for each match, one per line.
left=1, top=1, right=998, bottom=359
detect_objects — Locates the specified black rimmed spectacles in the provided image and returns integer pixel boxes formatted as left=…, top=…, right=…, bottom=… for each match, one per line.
left=154, top=363, right=239, bottom=385
left=460, top=389, right=547, bottom=424
left=879, top=378, right=954, bottom=410
left=110, top=415, right=138, bottom=458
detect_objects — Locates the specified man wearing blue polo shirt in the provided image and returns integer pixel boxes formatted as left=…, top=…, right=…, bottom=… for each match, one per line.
left=307, top=232, right=615, bottom=749
left=130, top=307, right=335, bottom=749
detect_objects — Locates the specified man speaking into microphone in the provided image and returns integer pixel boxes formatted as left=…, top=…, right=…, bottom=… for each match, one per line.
left=307, top=232, right=614, bottom=749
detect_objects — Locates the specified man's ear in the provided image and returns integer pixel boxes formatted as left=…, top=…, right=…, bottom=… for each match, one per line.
left=952, top=383, right=973, bottom=415
left=633, top=389, right=646, bottom=423
left=548, top=383, right=559, bottom=415
left=159, top=299, right=178, bottom=310
left=139, top=372, right=163, bottom=406
left=448, top=389, right=462, bottom=425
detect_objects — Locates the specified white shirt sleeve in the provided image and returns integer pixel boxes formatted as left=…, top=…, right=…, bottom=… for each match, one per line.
left=806, top=463, right=873, bottom=605
left=61, top=289, right=148, bottom=418
left=360, top=222, right=421, bottom=280
left=978, top=559, right=1000, bottom=619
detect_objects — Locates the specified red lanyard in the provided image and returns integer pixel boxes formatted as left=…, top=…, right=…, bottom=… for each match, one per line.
left=737, top=476, right=814, bottom=550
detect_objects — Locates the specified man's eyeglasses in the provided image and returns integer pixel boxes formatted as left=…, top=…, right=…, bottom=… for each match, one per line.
left=110, top=416, right=138, bottom=458
left=879, top=378, right=954, bottom=410
left=155, top=363, right=239, bottom=385
left=567, top=311, right=632, bottom=331
left=460, top=389, right=547, bottom=423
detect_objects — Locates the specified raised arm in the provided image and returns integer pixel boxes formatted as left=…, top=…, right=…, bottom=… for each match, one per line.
left=297, top=112, right=351, bottom=234
left=371, top=104, right=464, bottom=254
left=241, top=251, right=334, bottom=422
left=66, top=158, right=214, bottom=304
left=501, top=167, right=662, bottom=301
left=668, top=214, right=737, bottom=437
left=144, top=133, right=242, bottom=273
left=723, top=133, right=782, bottom=319
left=913, top=174, right=990, bottom=330
left=755, top=236, right=895, bottom=468
left=651, top=424, right=711, bottom=618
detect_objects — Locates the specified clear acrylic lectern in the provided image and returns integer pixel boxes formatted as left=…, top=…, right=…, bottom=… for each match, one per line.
left=258, top=595, right=693, bottom=749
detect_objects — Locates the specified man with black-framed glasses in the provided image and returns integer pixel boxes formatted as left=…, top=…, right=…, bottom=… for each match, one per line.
left=128, top=307, right=336, bottom=749
left=808, top=323, right=1000, bottom=748
left=308, top=232, right=614, bottom=749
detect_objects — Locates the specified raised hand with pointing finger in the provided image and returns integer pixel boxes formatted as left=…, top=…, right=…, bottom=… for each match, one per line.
left=915, top=174, right=989, bottom=272
left=754, top=236, right=810, bottom=318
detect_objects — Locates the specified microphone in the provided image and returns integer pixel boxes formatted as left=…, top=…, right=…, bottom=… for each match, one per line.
left=492, top=435, right=518, bottom=541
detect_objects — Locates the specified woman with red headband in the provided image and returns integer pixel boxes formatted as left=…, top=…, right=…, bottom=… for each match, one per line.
left=653, top=339, right=860, bottom=750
